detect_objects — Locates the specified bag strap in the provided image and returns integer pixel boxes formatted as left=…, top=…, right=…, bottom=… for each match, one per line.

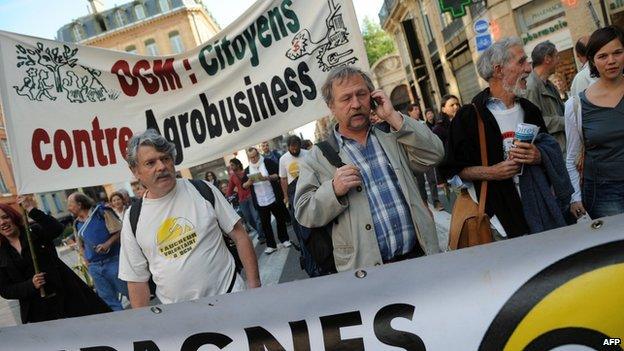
left=129, top=180, right=215, bottom=236
left=472, top=103, right=488, bottom=217
left=316, top=141, right=346, bottom=168
left=189, top=179, right=216, bottom=207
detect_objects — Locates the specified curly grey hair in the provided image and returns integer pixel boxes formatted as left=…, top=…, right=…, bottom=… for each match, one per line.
left=476, top=37, right=524, bottom=81
left=125, top=129, right=176, bottom=169
left=321, top=66, right=375, bottom=105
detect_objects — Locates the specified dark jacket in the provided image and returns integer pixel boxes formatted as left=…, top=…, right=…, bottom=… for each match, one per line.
left=244, top=157, right=285, bottom=208
left=432, top=114, right=451, bottom=147
left=0, top=209, right=110, bottom=323
left=440, top=88, right=548, bottom=237
left=519, top=133, right=574, bottom=233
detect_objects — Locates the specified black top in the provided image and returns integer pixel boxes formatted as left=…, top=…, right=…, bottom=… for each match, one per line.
left=580, top=91, right=624, bottom=181
left=0, top=209, right=110, bottom=323
left=440, top=88, right=548, bottom=237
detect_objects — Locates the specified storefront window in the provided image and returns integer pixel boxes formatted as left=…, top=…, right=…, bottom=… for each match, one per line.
left=609, top=0, right=624, bottom=29
left=516, top=0, right=576, bottom=91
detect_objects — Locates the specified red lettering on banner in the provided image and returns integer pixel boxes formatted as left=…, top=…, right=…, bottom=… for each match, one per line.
left=104, top=127, right=119, bottom=164
left=119, top=127, right=133, bottom=160
left=53, top=130, right=73, bottom=170
left=30, top=117, right=133, bottom=170
left=153, top=59, right=182, bottom=92
left=72, top=130, right=95, bottom=167
left=91, top=118, right=107, bottom=166
left=31, top=129, right=53, bottom=170
left=112, top=58, right=183, bottom=97
left=111, top=60, right=139, bottom=96
left=133, top=60, right=159, bottom=95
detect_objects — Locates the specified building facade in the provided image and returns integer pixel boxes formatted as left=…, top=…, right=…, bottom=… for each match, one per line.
left=57, top=0, right=220, bottom=55
left=372, top=53, right=413, bottom=113
left=380, top=0, right=612, bottom=111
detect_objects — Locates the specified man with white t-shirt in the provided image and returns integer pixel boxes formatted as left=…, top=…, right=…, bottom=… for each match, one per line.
left=442, top=37, right=548, bottom=238
left=243, top=147, right=292, bottom=255
left=118, top=130, right=260, bottom=307
left=279, top=136, right=327, bottom=277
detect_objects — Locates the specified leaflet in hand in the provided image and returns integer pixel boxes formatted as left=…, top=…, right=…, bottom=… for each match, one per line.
left=514, top=123, right=539, bottom=175
left=248, top=173, right=266, bottom=182
left=515, top=123, right=539, bottom=144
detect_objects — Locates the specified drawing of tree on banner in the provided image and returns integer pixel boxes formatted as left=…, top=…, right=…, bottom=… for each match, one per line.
left=14, top=42, right=119, bottom=103
left=16, top=43, right=78, bottom=93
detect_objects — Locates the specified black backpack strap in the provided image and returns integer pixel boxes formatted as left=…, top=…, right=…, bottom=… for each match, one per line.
left=189, top=179, right=215, bottom=207
left=129, top=198, right=143, bottom=236
left=316, top=141, right=345, bottom=168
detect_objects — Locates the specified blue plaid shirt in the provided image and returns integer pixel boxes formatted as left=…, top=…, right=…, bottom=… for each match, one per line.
left=333, top=127, right=416, bottom=261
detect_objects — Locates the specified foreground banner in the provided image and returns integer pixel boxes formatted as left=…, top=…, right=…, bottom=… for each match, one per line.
left=0, top=0, right=367, bottom=194
left=1, top=215, right=623, bottom=350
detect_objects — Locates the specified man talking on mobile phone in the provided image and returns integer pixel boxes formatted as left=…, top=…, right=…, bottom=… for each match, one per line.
left=294, top=66, right=444, bottom=272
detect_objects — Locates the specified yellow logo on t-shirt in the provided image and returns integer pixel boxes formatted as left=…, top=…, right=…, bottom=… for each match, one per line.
left=288, top=160, right=300, bottom=179
left=156, top=217, right=198, bottom=259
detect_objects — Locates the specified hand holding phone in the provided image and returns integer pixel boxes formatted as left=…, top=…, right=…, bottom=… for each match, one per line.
left=370, top=96, right=378, bottom=111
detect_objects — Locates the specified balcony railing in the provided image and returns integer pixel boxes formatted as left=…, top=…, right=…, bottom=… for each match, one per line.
left=378, top=0, right=397, bottom=27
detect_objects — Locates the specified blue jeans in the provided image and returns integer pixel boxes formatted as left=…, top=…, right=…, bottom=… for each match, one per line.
left=88, top=255, right=128, bottom=311
left=583, top=179, right=624, bottom=219
left=239, top=197, right=264, bottom=239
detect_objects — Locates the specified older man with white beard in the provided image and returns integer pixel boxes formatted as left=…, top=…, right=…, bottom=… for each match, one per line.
left=441, top=37, right=552, bottom=237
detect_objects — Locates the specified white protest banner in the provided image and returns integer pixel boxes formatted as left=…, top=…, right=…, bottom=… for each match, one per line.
left=0, top=0, right=367, bottom=194
left=1, top=215, right=623, bottom=350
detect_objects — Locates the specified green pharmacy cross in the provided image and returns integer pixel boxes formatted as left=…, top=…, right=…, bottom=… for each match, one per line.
left=439, top=0, right=479, bottom=18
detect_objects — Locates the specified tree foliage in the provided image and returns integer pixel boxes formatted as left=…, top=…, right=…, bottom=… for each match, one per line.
left=361, top=17, right=396, bottom=67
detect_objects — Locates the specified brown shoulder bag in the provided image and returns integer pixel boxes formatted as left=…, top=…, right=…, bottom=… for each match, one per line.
left=448, top=104, right=493, bottom=250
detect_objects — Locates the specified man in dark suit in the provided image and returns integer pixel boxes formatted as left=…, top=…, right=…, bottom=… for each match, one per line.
left=243, top=147, right=292, bottom=254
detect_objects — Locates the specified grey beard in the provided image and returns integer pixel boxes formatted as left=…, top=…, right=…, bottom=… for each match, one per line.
left=503, top=80, right=525, bottom=98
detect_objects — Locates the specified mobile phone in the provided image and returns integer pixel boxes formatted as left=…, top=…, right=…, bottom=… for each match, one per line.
left=370, top=96, right=378, bottom=111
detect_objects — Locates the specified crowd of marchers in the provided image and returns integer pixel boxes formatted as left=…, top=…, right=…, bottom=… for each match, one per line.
left=0, top=25, right=623, bottom=324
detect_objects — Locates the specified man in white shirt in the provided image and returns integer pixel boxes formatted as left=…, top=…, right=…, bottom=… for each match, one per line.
left=118, top=130, right=260, bottom=307
left=244, top=147, right=292, bottom=254
left=279, top=135, right=309, bottom=208
left=279, top=135, right=319, bottom=277
left=442, top=37, right=550, bottom=237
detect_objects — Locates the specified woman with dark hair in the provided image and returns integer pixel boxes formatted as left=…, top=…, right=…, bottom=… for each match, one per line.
left=204, top=171, right=219, bottom=187
left=226, top=158, right=265, bottom=242
left=440, top=94, right=461, bottom=120
left=432, top=95, right=461, bottom=146
left=0, top=196, right=110, bottom=324
left=566, top=25, right=624, bottom=219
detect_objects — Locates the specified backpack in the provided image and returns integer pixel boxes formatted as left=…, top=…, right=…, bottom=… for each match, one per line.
left=299, top=141, right=345, bottom=275
left=128, top=179, right=243, bottom=273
